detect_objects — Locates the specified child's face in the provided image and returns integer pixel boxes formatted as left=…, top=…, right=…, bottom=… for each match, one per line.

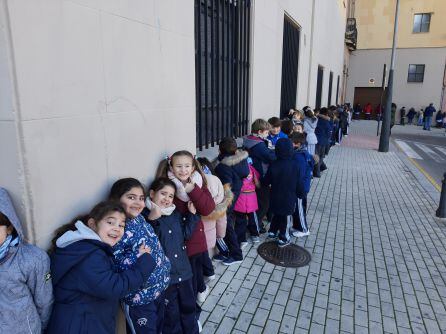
left=0, top=225, right=13, bottom=245
left=89, top=211, right=126, bottom=247
left=270, top=126, right=281, bottom=135
left=257, top=129, right=269, bottom=139
left=119, top=187, right=145, bottom=218
left=294, top=125, right=303, bottom=133
left=150, top=185, right=175, bottom=208
left=292, top=142, right=301, bottom=149
left=293, top=113, right=302, bottom=121
left=171, top=156, right=194, bottom=183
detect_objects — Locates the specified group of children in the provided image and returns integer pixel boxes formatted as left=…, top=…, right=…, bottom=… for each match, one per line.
left=0, top=104, right=348, bottom=334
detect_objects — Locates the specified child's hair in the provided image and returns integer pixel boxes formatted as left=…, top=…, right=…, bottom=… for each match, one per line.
left=219, top=137, right=237, bottom=155
left=319, top=107, right=328, bottom=115
left=281, top=119, right=294, bottom=136
left=197, top=157, right=215, bottom=175
left=304, top=108, right=315, bottom=118
left=267, top=117, right=281, bottom=128
left=251, top=119, right=270, bottom=133
left=149, top=178, right=177, bottom=193
left=0, top=212, right=12, bottom=227
left=155, top=150, right=208, bottom=187
left=49, top=201, right=126, bottom=254
left=109, top=178, right=146, bottom=200
left=290, top=132, right=306, bottom=146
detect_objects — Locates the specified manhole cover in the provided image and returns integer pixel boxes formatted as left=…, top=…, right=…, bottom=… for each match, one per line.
left=257, top=241, right=311, bottom=268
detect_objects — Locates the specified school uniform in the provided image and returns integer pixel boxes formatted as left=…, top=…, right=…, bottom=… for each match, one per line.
left=263, top=138, right=302, bottom=243
left=267, top=131, right=288, bottom=147
left=314, top=115, right=331, bottom=177
left=147, top=208, right=200, bottom=334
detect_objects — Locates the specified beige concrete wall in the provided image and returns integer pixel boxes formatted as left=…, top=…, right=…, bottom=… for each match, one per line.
left=1, top=0, right=196, bottom=248
left=356, top=0, right=446, bottom=49
left=346, top=47, right=446, bottom=112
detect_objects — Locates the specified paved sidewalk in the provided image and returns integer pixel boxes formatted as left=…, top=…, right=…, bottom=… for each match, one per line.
left=200, top=121, right=446, bottom=334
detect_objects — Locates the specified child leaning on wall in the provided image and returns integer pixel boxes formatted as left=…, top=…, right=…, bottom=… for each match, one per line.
left=0, top=187, right=54, bottom=334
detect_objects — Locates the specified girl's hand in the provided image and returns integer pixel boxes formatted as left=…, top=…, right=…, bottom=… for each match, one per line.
left=187, top=201, right=197, bottom=214
left=138, top=242, right=152, bottom=257
left=147, top=205, right=162, bottom=221
left=184, top=180, right=195, bottom=193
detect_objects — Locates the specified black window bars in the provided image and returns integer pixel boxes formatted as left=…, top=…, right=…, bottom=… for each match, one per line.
left=195, top=0, right=251, bottom=150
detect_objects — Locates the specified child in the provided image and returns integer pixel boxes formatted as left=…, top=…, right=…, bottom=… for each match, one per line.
left=290, top=133, right=313, bottom=237
left=281, top=119, right=294, bottom=137
left=214, top=137, right=250, bottom=264
left=0, top=188, right=53, bottom=334
left=314, top=108, right=331, bottom=177
left=233, top=157, right=261, bottom=244
left=110, top=178, right=171, bottom=334
left=146, top=178, right=200, bottom=334
left=303, top=108, right=318, bottom=155
left=243, top=119, right=276, bottom=232
left=156, top=151, right=215, bottom=322
left=267, top=116, right=288, bottom=146
left=47, top=201, right=154, bottom=334
left=263, top=138, right=302, bottom=247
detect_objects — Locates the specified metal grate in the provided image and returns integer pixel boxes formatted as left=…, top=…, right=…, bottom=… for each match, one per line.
left=257, top=241, right=312, bottom=268
left=195, top=0, right=251, bottom=150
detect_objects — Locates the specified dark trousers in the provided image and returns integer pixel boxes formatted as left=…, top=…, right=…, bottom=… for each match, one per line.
left=201, top=252, right=214, bottom=277
left=216, top=209, right=243, bottom=260
left=255, top=184, right=270, bottom=223
left=269, top=214, right=292, bottom=241
left=124, top=294, right=165, bottom=334
left=314, top=144, right=327, bottom=177
left=234, top=211, right=260, bottom=243
left=189, top=253, right=206, bottom=294
left=163, top=280, right=199, bottom=334
left=292, top=196, right=308, bottom=232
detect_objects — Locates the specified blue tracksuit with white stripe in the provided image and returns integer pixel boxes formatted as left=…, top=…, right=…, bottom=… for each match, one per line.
left=292, top=147, right=313, bottom=233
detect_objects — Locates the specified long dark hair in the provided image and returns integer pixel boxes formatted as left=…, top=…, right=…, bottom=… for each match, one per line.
left=49, top=201, right=125, bottom=254
left=149, top=178, right=177, bottom=193
left=109, top=178, right=146, bottom=201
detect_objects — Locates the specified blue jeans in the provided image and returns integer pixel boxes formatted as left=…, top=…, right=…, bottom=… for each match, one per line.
left=424, top=116, right=432, bottom=130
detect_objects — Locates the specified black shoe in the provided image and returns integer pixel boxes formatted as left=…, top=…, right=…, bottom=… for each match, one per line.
left=259, top=227, right=267, bottom=234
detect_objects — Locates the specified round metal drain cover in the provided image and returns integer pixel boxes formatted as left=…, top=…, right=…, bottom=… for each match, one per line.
left=257, top=241, right=311, bottom=268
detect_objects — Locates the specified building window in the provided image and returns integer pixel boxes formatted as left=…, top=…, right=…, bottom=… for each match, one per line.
left=194, top=0, right=252, bottom=150
left=413, top=13, right=431, bottom=33
left=407, top=64, right=425, bottom=83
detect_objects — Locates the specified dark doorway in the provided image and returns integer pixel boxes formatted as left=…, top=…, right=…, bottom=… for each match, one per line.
left=353, top=87, right=387, bottom=119
left=315, top=65, right=324, bottom=109
left=336, top=75, right=340, bottom=105
left=279, top=16, right=300, bottom=118
left=327, top=71, right=333, bottom=106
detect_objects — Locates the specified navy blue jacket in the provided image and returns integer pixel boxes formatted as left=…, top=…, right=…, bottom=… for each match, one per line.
left=315, top=116, right=332, bottom=146
left=424, top=105, right=436, bottom=117
left=293, top=147, right=314, bottom=196
left=215, top=150, right=250, bottom=200
left=147, top=210, right=199, bottom=285
left=242, top=135, right=276, bottom=177
left=47, top=240, right=154, bottom=334
left=263, top=138, right=302, bottom=215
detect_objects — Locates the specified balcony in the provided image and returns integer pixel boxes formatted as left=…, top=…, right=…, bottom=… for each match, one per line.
left=345, top=18, right=357, bottom=51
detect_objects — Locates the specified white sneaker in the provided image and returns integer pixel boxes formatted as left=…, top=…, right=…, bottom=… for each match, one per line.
left=241, top=241, right=249, bottom=250
left=197, top=285, right=210, bottom=303
left=294, top=231, right=311, bottom=238
left=204, top=274, right=216, bottom=284
left=289, top=228, right=299, bottom=237
left=198, top=320, right=203, bottom=333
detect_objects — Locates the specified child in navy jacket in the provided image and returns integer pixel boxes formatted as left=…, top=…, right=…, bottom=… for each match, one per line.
left=243, top=119, right=276, bottom=232
left=263, top=138, right=302, bottom=247
left=47, top=201, right=154, bottom=334
left=146, top=178, right=200, bottom=334
left=290, top=132, right=314, bottom=237
left=314, top=108, right=332, bottom=177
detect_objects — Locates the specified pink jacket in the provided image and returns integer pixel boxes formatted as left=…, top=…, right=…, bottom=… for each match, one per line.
left=234, top=164, right=259, bottom=213
left=201, top=174, right=233, bottom=250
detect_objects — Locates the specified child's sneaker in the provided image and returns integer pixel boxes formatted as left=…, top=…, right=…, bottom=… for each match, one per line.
left=278, top=238, right=291, bottom=247
left=212, top=254, right=227, bottom=262
left=204, top=274, right=216, bottom=284
left=251, top=236, right=260, bottom=243
left=197, top=285, right=210, bottom=303
left=222, top=257, right=243, bottom=266
left=240, top=241, right=249, bottom=250
left=290, top=227, right=300, bottom=237
left=295, top=231, right=311, bottom=238
left=267, top=231, right=278, bottom=239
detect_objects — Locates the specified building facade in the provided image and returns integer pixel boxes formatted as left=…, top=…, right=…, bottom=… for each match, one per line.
left=346, top=0, right=446, bottom=119
left=0, top=0, right=350, bottom=248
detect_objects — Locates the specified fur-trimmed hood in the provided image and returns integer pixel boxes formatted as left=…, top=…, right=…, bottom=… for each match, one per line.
left=202, top=180, right=234, bottom=222
left=218, top=150, right=249, bottom=167
left=317, top=114, right=331, bottom=121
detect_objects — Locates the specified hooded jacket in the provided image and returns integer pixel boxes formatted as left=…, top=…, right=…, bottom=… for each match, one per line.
left=303, top=118, right=318, bottom=145
left=263, top=138, right=302, bottom=215
left=47, top=221, right=155, bottom=334
left=215, top=150, right=250, bottom=201
left=293, top=147, right=314, bottom=195
left=0, top=188, right=53, bottom=334
left=315, top=114, right=332, bottom=146
left=242, top=135, right=276, bottom=177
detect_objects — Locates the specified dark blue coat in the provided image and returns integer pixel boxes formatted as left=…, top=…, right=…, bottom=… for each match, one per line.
left=47, top=240, right=154, bottom=334
left=424, top=105, right=436, bottom=117
left=293, top=147, right=314, bottom=196
left=242, top=135, right=276, bottom=177
left=147, top=210, right=199, bottom=285
left=263, top=138, right=301, bottom=215
left=315, top=116, right=332, bottom=146
left=215, top=150, right=250, bottom=200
